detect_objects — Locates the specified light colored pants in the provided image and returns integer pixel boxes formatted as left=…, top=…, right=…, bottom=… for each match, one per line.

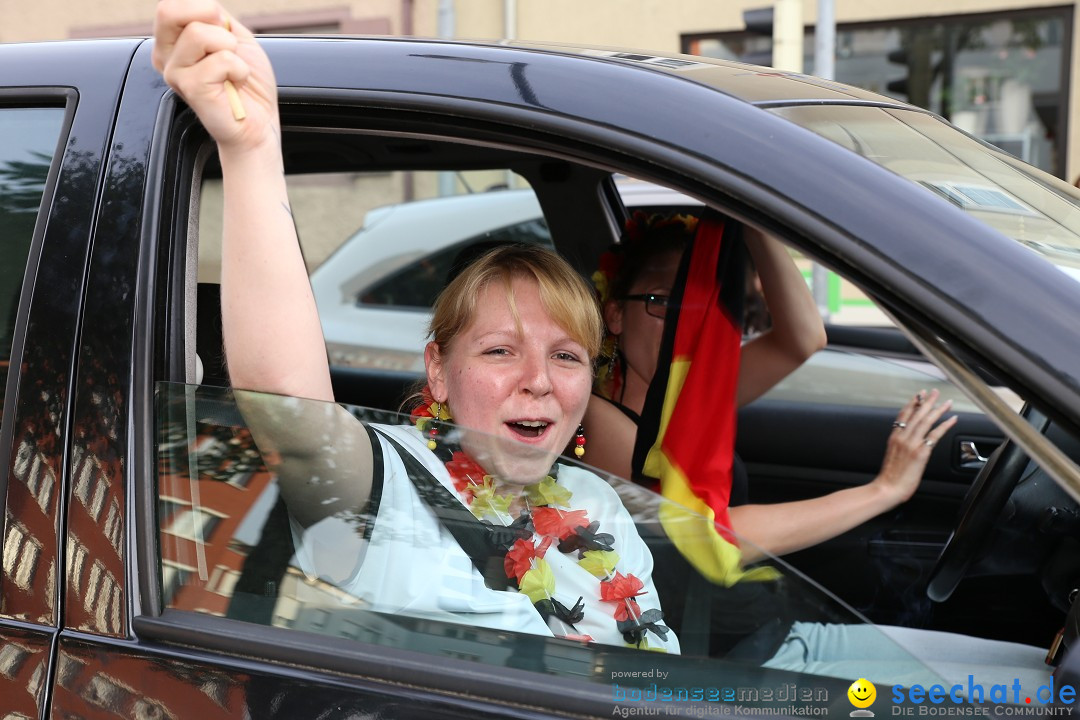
left=763, top=621, right=1054, bottom=692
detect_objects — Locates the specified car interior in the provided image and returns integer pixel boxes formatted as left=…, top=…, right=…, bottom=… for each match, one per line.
left=157, top=103, right=1080, bottom=687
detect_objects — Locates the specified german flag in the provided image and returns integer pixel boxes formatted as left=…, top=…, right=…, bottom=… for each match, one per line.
left=632, top=211, right=774, bottom=585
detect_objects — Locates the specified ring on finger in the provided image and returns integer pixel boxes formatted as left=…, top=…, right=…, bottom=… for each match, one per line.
left=925, top=439, right=935, bottom=447
left=892, top=421, right=907, bottom=429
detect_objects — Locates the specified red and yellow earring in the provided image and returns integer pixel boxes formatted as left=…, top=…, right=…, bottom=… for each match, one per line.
left=427, top=402, right=443, bottom=450
left=574, top=424, right=586, bottom=458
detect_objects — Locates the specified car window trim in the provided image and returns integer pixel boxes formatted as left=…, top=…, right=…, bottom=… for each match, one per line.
left=136, top=91, right=199, bottom=620
left=133, top=607, right=847, bottom=719
left=134, top=609, right=636, bottom=718
left=753, top=99, right=936, bottom=113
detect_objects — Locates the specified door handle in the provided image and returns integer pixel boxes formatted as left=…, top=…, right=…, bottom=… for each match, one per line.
left=959, top=439, right=989, bottom=469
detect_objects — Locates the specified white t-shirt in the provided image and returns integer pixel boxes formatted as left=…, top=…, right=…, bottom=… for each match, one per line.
left=293, top=423, right=680, bottom=653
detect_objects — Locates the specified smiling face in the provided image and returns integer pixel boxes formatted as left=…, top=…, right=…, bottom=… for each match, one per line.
left=426, top=275, right=594, bottom=483
left=847, top=678, right=877, bottom=709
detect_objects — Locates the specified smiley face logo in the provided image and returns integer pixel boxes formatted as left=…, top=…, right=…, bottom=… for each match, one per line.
left=847, top=678, right=877, bottom=710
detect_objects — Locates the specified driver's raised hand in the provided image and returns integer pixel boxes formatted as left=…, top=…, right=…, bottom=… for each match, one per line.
left=875, top=389, right=958, bottom=504
left=153, top=0, right=278, bottom=153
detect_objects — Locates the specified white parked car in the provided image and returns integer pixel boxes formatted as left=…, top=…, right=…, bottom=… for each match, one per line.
left=310, top=180, right=703, bottom=372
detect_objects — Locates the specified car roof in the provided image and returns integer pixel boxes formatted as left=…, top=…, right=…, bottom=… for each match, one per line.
left=501, top=40, right=909, bottom=107
left=2, top=33, right=911, bottom=109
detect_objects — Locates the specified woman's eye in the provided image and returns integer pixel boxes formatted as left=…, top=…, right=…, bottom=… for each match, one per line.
left=484, top=348, right=510, bottom=356
left=553, top=352, right=581, bottom=363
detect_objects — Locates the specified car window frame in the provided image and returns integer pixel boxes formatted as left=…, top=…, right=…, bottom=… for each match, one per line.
left=140, top=79, right=1080, bottom=716
left=142, top=92, right=876, bottom=717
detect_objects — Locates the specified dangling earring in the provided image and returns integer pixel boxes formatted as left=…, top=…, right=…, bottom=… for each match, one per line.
left=427, top=401, right=443, bottom=450
left=606, top=337, right=619, bottom=378
left=574, top=424, right=586, bottom=458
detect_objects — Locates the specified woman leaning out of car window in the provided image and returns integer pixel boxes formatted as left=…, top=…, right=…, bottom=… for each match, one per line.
left=152, top=0, right=679, bottom=652
left=153, top=0, right=1058, bottom=688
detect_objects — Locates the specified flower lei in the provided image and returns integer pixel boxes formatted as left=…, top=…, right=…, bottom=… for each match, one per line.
left=411, top=396, right=670, bottom=649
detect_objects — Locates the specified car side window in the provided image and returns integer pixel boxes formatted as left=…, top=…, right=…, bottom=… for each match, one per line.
left=153, top=381, right=939, bottom=691
left=0, top=106, right=64, bottom=426
left=171, top=124, right=959, bottom=704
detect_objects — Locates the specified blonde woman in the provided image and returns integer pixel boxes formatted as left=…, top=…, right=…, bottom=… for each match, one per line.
left=154, top=0, right=677, bottom=651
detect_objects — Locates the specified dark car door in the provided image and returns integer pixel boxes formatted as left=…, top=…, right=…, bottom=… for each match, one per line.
left=83, top=35, right=930, bottom=718
left=0, top=38, right=142, bottom=720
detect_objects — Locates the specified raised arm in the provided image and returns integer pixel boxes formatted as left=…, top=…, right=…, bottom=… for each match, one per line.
left=736, top=227, right=827, bottom=407
left=154, top=1, right=371, bottom=531
left=154, top=0, right=332, bottom=402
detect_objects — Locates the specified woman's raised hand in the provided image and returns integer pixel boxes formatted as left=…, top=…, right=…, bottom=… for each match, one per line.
left=874, top=389, right=958, bottom=504
left=153, top=0, right=278, bottom=152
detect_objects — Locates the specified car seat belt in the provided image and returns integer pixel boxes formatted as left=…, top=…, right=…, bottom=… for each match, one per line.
left=372, top=428, right=521, bottom=592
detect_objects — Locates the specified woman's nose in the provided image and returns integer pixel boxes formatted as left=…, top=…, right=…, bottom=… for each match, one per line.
left=519, top=353, right=553, bottom=395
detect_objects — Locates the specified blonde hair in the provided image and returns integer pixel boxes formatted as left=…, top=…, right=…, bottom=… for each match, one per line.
left=429, top=244, right=603, bottom=361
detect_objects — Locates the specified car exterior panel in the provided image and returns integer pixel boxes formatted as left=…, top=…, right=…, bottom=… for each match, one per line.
left=1, top=39, right=140, bottom=628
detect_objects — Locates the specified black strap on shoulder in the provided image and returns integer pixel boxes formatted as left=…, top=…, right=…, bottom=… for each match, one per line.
left=590, top=391, right=642, bottom=424
left=371, top=428, right=511, bottom=590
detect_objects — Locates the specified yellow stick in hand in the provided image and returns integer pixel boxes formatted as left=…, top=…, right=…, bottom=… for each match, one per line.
left=222, top=15, right=247, bottom=121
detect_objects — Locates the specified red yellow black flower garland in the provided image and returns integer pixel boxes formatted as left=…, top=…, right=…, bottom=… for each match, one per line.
left=412, top=398, right=670, bottom=649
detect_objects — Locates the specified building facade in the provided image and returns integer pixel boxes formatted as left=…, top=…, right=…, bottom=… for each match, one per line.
left=3, top=0, right=1075, bottom=180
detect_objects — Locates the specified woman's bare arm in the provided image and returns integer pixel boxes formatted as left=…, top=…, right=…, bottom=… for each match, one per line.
left=730, top=391, right=957, bottom=563
left=154, top=0, right=371, bottom=528
left=154, top=0, right=331, bottom=401
left=736, top=227, right=827, bottom=407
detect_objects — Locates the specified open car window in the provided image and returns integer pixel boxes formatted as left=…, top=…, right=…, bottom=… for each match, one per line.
left=763, top=348, right=983, bottom=412
left=154, top=381, right=947, bottom=703
left=199, top=169, right=552, bottom=375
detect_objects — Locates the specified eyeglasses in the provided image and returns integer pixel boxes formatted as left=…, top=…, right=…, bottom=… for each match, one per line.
left=622, top=293, right=674, bottom=319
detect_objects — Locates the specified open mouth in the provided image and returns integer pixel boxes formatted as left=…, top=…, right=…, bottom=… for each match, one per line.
left=506, top=420, right=550, bottom=439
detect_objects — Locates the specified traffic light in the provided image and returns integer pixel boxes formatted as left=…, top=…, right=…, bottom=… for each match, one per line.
left=885, top=32, right=933, bottom=108
left=885, top=48, right=908, bottom=97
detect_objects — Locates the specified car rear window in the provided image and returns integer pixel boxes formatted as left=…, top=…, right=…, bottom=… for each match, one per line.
left=0, top=106, right=64, bottom=427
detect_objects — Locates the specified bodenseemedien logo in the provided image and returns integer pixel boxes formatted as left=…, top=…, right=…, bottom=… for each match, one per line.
left=849, top=678, right=878, bottom=717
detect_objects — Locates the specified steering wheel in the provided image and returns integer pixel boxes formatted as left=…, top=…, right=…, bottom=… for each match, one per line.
left=926, top=402, right=1050, bottom=602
